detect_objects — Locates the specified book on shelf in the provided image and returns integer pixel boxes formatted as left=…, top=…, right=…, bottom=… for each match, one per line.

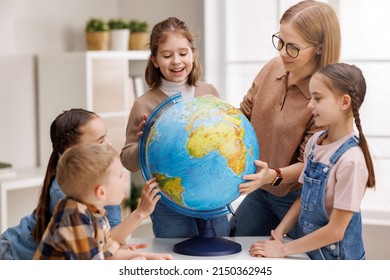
left=130, top=75, right=146, bottom=97
left=0, top=161, right=17, bottom=179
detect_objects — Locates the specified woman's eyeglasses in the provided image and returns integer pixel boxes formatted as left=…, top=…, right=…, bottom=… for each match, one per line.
left=272, top=33, right=316, bottom=58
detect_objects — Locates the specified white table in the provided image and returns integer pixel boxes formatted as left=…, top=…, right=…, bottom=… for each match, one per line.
left=126, top=236, right=309, bottom=260
left=0, top=167, right=45, bottom=232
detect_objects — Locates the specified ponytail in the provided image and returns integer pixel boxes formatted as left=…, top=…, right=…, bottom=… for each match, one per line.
left=350, top=90, right=376, bottom=188
left=32, top=108, right=97, bottom=242
left=317, top=63, right=375, bottom=188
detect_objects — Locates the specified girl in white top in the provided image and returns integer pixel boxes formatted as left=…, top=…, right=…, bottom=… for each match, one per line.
left=249, top=63, right=375, bottom=259
left=120, top=17, right=228, bottom=238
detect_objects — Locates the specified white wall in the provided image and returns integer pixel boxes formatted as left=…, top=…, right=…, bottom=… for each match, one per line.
left=0, top=0, right=118, bottom=168
left=205, top=0, right=390, bottom=259
left=0, top=0, right=201, bottom=169
left=0, top=0, right=119, bottom=55
left=118, top=0, right=204, bottom=52
left=1, top=0, right=389, bottom=260
left=0, top=55, right=37, bottom=168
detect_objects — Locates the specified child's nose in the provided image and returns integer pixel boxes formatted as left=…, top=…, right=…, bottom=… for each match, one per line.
left=307, top=100, right=314, bottom=109
left=172, top=53, right=180, bottom=63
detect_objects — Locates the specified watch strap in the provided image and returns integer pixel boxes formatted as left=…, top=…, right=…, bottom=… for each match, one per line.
left=271, top=168, right=283, bottom=186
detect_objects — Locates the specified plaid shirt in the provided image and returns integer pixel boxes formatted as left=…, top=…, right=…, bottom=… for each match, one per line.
left=33, top=197, right=120, bottom=260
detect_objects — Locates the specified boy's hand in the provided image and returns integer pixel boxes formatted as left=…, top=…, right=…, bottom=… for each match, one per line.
left=137, top=177, right=161, bottom=217
left=128, top=242, right=149, bottom=250
left=142, top=252, right=173, bottom=260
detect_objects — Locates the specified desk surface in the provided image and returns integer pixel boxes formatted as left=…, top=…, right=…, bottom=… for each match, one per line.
left=126, top=236, right=309, bottom=260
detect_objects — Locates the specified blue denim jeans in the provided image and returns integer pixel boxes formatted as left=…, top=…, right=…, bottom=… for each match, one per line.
left=229, top=188, right=301, bottom=238
left=150, top=200, right=230, bottom=238
left=104, top=205, right=121, bottom=228
left=0, top=234, right=14, bottom=260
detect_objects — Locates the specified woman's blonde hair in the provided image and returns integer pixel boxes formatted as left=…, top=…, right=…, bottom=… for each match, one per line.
left=56, top=144, right=118, bottom=200
left=281, top=0, right=341, bottom=69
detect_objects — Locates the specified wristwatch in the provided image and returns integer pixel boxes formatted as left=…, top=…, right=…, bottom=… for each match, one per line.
left=271, top=168, right=283, bottom=186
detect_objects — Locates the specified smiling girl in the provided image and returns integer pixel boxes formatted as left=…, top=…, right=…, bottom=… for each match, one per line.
left=120, top=17, right=229, bottom=238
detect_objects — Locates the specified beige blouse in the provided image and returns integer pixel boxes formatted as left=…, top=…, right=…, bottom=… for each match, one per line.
left=240, top=56, right=322, bottom=196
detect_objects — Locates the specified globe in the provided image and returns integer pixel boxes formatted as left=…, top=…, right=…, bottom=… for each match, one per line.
left=139, top=93, right=259, bottom=220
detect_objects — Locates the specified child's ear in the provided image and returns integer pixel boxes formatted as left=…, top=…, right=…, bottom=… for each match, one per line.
left=95, top=185, right=106, bottom=200
left=315, top=45, right=322, bottom=55
left=340, top=94, right=352, bottom=110
left=151, top=56, right=159, bottom=68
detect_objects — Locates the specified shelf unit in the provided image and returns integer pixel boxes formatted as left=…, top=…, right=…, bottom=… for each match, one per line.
left=0, top=167, right=45, bottom=232
left=37, top=51, right=150, bottom=165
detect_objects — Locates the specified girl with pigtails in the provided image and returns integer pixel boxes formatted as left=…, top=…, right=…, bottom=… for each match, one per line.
left=249, top=63, right=375, bottom=260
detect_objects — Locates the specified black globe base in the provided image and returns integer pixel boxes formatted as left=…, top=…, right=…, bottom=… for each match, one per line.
left=173, top=219, right=242, bottom=256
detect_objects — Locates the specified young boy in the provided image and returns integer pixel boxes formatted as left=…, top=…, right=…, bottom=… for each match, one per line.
left=33, top=143, right=172, bottom=260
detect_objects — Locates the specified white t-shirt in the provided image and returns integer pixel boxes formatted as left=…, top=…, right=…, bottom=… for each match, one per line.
left=299, top=131, right=368, bottom=216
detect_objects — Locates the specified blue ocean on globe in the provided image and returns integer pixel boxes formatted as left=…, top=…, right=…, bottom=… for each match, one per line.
left=139, top=94, right=259, bottom=219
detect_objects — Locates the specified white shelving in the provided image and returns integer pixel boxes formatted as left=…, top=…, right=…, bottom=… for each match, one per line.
left=0, top=167, right=45, bottom=232
left=1, top=52, right=150, bottom=234
left=37, top=51, right=150, bottom=165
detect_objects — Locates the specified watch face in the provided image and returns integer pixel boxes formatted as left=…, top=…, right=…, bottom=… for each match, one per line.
left=273, top=177, right=283, bottom=186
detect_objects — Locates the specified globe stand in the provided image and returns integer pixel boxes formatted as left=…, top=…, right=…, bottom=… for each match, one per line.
left=173, top=219, right=242, bottom=256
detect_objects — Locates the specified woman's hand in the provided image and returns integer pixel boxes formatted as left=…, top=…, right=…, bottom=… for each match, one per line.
left=238, top=160, right=273, bottom=195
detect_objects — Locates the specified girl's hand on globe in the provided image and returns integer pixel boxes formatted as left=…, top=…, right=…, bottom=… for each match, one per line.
left=137, top=177, right=161, bottom=217
left=137, top=114, right=148, bottom=139
left=239, top=160, right=273, bottom=194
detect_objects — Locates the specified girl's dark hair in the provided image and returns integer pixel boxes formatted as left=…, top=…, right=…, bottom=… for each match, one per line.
left=145, top=17, right=201, bottom=88
left=317, top=63, right=375, bottom=188
left=32, top=108, right=97, bottom=242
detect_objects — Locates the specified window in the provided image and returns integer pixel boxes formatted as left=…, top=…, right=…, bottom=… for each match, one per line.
left=205, top=0, right=390, bottom=214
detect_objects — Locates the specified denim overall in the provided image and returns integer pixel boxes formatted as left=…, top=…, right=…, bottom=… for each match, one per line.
left=298, top=132, right=365, bottom=260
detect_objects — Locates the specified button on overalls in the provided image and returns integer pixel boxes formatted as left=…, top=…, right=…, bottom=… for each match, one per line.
left=298, top=132, right=365, bottom=260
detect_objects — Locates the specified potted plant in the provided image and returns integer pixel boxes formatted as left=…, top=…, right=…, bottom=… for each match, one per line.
left=128, top=19, right=149, bottom=50
left=108, top=18, right=130, bottom=51
left=85, top=17, right=110, bottom=50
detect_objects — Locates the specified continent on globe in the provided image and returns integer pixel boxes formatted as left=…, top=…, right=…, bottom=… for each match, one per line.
left=139, top=94, right=259, bottom=219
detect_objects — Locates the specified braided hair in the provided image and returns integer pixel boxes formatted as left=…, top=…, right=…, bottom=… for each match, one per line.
left=317, top=63, right=375, bottom=188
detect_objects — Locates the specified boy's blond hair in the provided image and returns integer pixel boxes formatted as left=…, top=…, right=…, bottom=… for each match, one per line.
left=56, top=143, right=118, bottom=200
